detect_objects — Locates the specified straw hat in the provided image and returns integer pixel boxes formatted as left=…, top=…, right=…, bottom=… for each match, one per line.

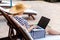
left=9, top=3, right=28, bottom=14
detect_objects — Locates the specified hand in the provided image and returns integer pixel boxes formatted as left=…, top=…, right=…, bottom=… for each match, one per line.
left=32, top=25, right=38, bottom=29
left=22, top=25, right=27, bottom=29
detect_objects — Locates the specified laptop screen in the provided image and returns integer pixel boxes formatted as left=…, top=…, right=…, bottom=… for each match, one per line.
left=37, top=16, right=50, bottom=29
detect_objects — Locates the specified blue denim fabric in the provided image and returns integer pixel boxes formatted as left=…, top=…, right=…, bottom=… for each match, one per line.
left=30, top=27, right=45, bottom=39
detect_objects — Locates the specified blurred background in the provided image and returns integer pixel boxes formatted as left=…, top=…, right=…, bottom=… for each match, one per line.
left=0, top=0, right=60, bottom=2
left=0, top=0, right=60, bottom=39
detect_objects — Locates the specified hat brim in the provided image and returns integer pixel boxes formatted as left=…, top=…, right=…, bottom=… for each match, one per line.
left=9, top=7, right=25, bottom=14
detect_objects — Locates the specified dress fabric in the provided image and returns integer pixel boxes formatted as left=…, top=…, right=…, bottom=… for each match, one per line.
left=14, top=16, right=30, bottom=29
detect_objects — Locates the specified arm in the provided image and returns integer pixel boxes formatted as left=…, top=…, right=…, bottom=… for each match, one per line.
left=22, top=25, right=34, bottom=32
left=27, top=26, right=34, bottom=32
left=23, top=24, right=37, bottom=32
left=27, top=25, right=37, bottom=32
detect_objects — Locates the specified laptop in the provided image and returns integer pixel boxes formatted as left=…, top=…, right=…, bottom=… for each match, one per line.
left=37, top=16, right=50, bottom=29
